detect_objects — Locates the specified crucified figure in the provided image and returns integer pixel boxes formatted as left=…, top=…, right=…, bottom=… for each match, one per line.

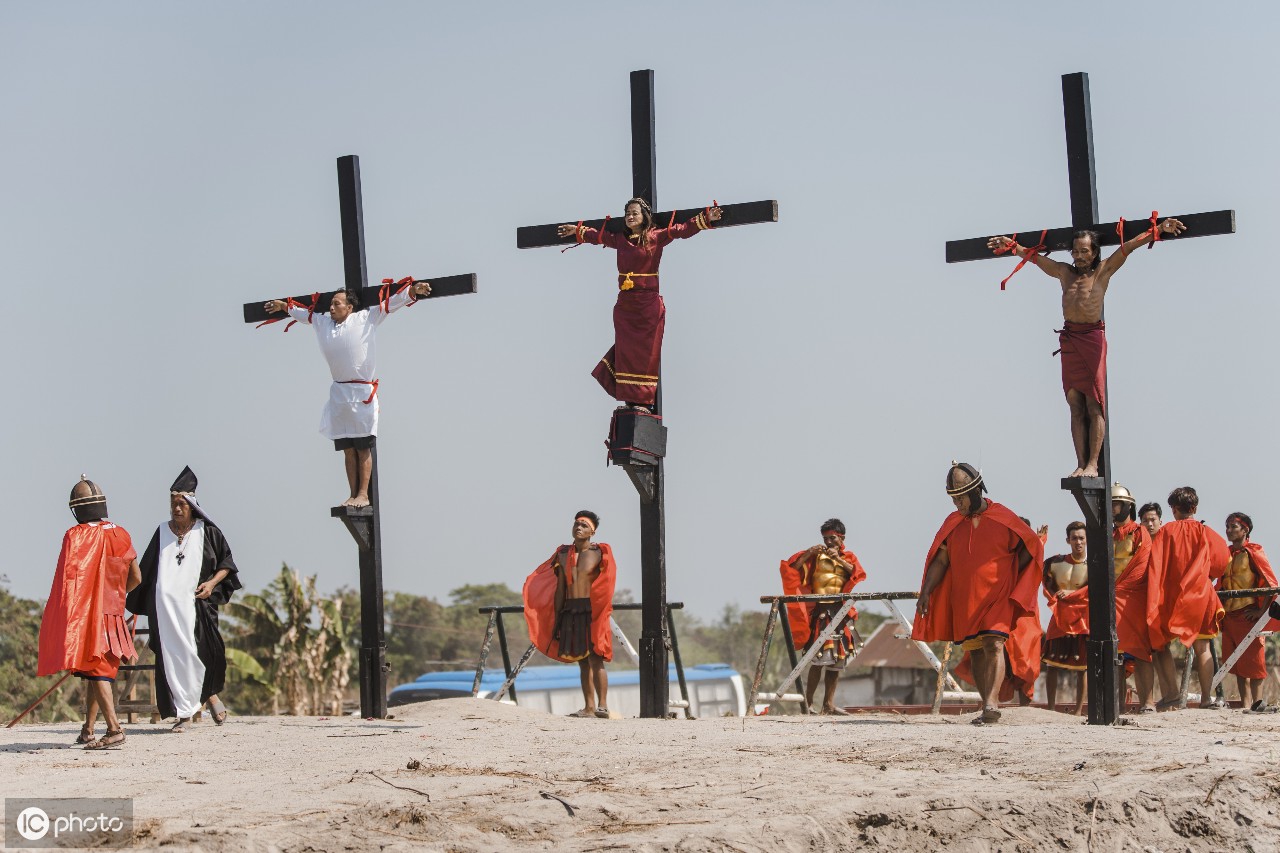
left=987, top=218, right=1185, bottom=477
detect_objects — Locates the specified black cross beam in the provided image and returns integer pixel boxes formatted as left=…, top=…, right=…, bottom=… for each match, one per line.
left=517, top=70, right=777, bottom=719
left=945, top=73, right=1235, bottom=725
left=243, top=155, right=477, bottom=719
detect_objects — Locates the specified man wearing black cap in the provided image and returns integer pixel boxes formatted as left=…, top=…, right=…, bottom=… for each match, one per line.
left=127, top=467, right=242, bottom=731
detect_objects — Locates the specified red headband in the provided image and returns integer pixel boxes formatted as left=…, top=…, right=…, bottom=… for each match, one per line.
left=821, top=529, right=843, bottom=538
left=575, top=516, right=597, bottom=532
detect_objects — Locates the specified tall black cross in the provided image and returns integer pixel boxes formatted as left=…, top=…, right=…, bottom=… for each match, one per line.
left=243, top=155, right=477, bottom=719
left=517, top=70, right=777, bottom=718
left=945, top=73, right=1235, bottom=725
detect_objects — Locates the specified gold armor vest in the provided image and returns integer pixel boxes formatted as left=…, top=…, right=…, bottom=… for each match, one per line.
left=1113, top=529, right=1137, bottom=578
left=810, top=553, right=852, bottom=596
left=1223, top=550, right=1256, bottom=613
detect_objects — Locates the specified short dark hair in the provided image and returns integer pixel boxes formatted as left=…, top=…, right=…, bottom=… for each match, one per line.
left=820, top=518, right=846, bottom=537
left=1066, top=521, right=1087, bottom=536
left=1139, top=502, right=1162, bottom=519
left=1227, top=512, right=1253, bottom=535
left=1073, top=230, right=1102, bottom=271
left=1168, top=487, right=1199, bottom=514
left=335, top=288, right=361, bottom=310
left=575, top=510, right=600, bottom=531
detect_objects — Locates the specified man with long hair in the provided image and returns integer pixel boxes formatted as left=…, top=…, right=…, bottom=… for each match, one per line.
left=987, top=219, right=1186, bottom=477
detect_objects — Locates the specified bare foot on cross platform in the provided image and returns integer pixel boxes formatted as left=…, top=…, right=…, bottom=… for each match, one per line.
left=1068, top=467, right=1087, bottom=478
left=1080, top=465, right=1099, bottom=477
left=342, top=496, right=371, bottom=508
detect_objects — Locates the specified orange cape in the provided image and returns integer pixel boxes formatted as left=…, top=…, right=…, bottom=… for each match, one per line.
left=523, top=542, right=617, bottom=662
left=1114, top=522, right=1154, bottom=660
left=913, top=501, right=1044, bottom=693
left=1217, top=541, right=1280, bottom=631
left=38, top=523, right=137, bottom=677
left=778, top=547, right=867, bottom=648
left=1043, top=555, right=1090, bottom=640
left=1146, top=519, right=1230, bottom=649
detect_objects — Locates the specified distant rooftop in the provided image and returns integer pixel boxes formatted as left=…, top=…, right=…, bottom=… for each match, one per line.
left=849, top=622, right=936, bottom=671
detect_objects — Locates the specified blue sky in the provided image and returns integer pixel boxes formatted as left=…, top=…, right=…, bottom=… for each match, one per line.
left=4, top=2, right=1276, bottom=624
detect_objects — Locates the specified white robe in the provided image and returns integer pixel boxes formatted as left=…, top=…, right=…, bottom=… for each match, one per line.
left=155, top=521, right=206, bottom=718
left=288, top=290, right=415, bottom=440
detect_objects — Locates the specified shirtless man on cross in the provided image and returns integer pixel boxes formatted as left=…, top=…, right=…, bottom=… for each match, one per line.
left=988, top=219, right=1185, bottom=477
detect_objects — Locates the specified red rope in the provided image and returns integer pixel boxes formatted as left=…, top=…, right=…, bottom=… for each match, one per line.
left=1116, top=218, right=1128, bottom=257
left=255, top=292, right=318, bottom=332
left=1147, top=210, right=1160, bottom=249
left=598, top=215, right=610, bottom=244
left=560, top=220, right=585, bottom=253
left=999, top=230, right=1047, bottom=290
left=379, top=277, right=415, bottom=313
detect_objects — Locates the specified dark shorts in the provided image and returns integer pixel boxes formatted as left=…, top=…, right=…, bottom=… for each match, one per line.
left=333, top=435, right=376, bottom=451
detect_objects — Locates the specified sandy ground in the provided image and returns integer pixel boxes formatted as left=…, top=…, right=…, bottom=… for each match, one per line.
left=4, top=700, right=1280, bottom=852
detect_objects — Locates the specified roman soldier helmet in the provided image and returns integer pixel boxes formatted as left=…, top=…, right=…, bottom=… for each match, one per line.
left=68, top=475, right=108, bottom=523
left=946, top=461, right=987, bottom=514
left=1112, top=483, right=1137, bottom=521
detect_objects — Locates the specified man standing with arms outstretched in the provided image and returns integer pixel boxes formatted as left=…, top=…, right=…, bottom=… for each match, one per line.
left=914, top=463, right=1044, bottom=724
left=264, top=278, right=431, bottom=507
left=988, top=219, right=1186, bottom=477
left=523, top=511, right=618, bottom=718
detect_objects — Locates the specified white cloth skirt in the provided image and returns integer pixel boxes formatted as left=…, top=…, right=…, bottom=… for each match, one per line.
left=320, top=381, right=379, bottom=440
left=155, top=523, right=207, bottom=719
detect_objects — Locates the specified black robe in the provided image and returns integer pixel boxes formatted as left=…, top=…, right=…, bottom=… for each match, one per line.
left=126, top=521, right=241, bottom=719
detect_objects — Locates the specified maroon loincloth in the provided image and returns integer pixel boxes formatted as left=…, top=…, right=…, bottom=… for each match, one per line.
left=1057, top=320, right=1107, bottom=410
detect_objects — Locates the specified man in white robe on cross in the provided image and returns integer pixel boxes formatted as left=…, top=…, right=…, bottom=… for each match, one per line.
left=265, top=279, right=430, bottom=507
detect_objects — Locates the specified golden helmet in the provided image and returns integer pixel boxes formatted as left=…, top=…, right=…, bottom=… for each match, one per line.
left=1111, top=483, right=1136, bottom=505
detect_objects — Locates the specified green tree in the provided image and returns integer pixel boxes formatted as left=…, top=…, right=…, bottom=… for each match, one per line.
left=0, top=577, right=79, bottom=723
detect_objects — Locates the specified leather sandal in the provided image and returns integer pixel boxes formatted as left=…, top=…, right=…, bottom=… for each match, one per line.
left=85, top=730, right=125, bottom=750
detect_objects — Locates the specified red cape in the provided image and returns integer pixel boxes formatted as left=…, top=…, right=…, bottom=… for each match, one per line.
left=523, top=542, right=617, bottom=662
left=912, top=501, right=1044, bottom=691
left=1217, top=541, right=1280, bottom=631
left=38, top=522, right=137, bottom=677
left=778, top=548, right=866, bottom=648
left=1147, top=519, right=1230, bottom=649
left=1114, top=522, right=1154, bottom=661
left=1044, top=556, right=1090, bottom=641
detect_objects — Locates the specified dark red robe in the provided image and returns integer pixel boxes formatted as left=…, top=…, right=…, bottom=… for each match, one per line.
left=1057, top=320, right=1106, bottom=410
left=913, top=501, right=1044, bottom=696
left=577, top=215, right=713, bottom=406
left=1146, top=519, right=1230, bottom=649
left=523, top=543, right=618, bottom=662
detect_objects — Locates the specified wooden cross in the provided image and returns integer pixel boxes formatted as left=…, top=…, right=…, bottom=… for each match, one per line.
left=945, top=72, right=1236, bottom=725
left=517, top=70, right=777, bottom=718
left=243, top=155, right=477, bottom=719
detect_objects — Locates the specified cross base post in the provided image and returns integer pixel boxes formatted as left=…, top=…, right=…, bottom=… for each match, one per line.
left=330, top=441, right=387, bottom=720
left=1061, top=476, right=1121, bottom=724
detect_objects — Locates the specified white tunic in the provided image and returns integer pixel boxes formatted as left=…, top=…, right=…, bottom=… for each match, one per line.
left=155, top=520, right=206, bottom=719
left=288, top=289, right=415, bottom=440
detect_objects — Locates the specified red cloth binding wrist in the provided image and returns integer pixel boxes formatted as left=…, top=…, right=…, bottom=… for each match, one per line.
left=1116, top=218, right=1129, bottom=257
left=999, top=230, right=1047, bottom=290
left=1147, top=210, right=1160, bottom=249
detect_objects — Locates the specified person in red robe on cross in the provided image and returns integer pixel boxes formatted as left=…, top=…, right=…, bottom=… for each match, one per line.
left=557, top=198, right=721, bottom=411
